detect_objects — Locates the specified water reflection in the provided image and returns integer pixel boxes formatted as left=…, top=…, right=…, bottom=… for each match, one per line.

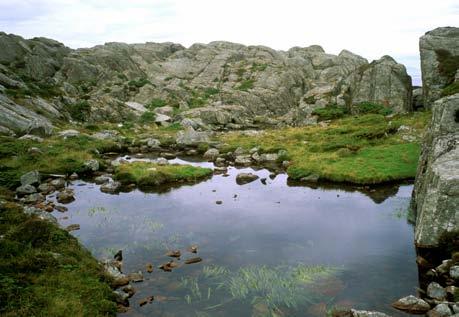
left=52, top=157, right=418, bottom=316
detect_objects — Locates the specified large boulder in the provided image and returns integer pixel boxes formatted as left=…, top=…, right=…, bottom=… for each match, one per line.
left=0, top=94, right=54, bottom=136
left=420, top=27, right=459, bottom=106
left=348, top=56, right=413, bottom=113
left=176, top=127, right=211, bottom=146
left=410, top=94, right=459, bottom=247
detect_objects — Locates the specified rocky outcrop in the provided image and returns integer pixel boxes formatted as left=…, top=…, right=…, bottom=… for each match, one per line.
left=347, top=56, right=412, bottom=113
left=0, top=31, right=414, bottom=134
left=410, top=93, right=459, bottom=248
left=420, top=27, right=459, bottom=106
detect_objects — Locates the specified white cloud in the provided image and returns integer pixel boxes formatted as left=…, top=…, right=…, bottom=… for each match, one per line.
left=1, top=0, right=458, bottom=84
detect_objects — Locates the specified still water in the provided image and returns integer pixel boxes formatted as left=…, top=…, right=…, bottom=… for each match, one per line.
left=51, top=157, right=418, bottom=317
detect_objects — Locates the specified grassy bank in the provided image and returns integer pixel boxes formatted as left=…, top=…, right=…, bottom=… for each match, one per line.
left=220, top=112, right=431, bottom=184
left=115, top=161, right=213, bottom=187
left=0, top=190, right=116, bottom=316
left=0, top=135, right=121, bottom=190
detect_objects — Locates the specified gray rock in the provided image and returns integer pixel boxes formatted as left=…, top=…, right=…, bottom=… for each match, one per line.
left=420, top=27, right=459, bottom=105
left=351, top=309, right=391, bottom=317
left=94, top=175, right=112, bottom=185
left=236, top=173, right=259, bottom=185
left=113, top=290, right=129, bottom=305
left=100, top=181, right=121, bottom=194
left=143, top=138, right=161, bottom=149
left=23, top=193, right=44, bottom=204
left=92, top=130, right=119, bottom=141
left=348, top=55, right=412, bottom=113
left=203, top=148, right=219, bottom=161
left=410, top=94, right=459, bottom=247
left=427, top=303, right=452, bottom=317
left=58, top=129, right=80, bottom=138
left=69, top=172, right=79, bottom=180
left=154, top=106, right=174, bottom=116
left=83, top=159, right=100, bottom=172
left=37, top=183, right=54, bottom=194
left=234, top=155, right=252, bottom=166
left=18, top=134, right=44, bottom=142
left=451, top=266, right=459, bottom=279
left=259, top=153, right=279, bottom=162
left=156, top=157, right=169, bottom=165
left=176, top=127, right=210, bottom=146
left=50, top=178, right=66, bottom=189
left=16, top=184, right=37, bottom=197
left=56, top=190, right=75, bottom=204
left=20, top=170, right=41, bottom=186
left=427, top=282, right=447, bottom=300
left=392, top=295, right=430, bottom=314
left=23, top=206, right=57, bottom=223
left=300, top=174, right=320, bottom=183
left=155, top=113, right=172, bottom=124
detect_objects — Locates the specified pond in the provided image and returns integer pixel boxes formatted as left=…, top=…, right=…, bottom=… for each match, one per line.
left=50, top=157, right=418, bottom=317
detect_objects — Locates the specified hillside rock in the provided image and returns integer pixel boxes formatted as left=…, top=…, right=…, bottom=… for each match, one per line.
left=420, top=27, right=459, bottom=106
left=348, top=56, right=412, bottom=113
left=410, top=93, right=459, bottom=247
left=0, top=32, right=414, bottom=133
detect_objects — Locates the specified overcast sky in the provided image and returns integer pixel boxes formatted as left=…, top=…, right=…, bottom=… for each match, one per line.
left=1, top=0, right=458, bottom=85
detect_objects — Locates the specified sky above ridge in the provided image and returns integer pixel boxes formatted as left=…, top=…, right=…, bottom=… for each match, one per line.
left=1, top=0, right=458, bottom=85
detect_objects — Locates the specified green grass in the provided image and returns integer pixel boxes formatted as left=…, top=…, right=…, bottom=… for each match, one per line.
left=441, top=82, right=459, bottom=97
left=352, top=102, right=393, bottom=115
left=68, top=100, right=91, bottom=122
left=139, top=111, right=156, bottom=123
left=0, top=135, right=121, bottom=189
left=312, top=105, right=348, bottom=120
left=148, top=98, right=167, bottom=109
left=127, top=78, right=150, bottom=88
left=0, top=197, right=116, bottom=316
left=220, top=112, right=430, bottom=184
left=237, top=79, right=255, bottom=91
left=114, top=162, right=212, bottom=187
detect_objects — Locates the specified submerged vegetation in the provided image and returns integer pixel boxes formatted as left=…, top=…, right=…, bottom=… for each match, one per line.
left=220, top=111, right=430, bottom=184
left=180, top=264, right=340, bottom=312
left=0, top=194, right=116, bottom=316
left=114, top=161, right=212, bottom=187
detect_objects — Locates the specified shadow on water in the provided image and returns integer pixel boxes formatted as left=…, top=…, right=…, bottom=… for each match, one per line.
left=53, top=156, right=419, bottom=317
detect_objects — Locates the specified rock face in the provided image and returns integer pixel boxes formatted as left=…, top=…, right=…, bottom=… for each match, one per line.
left=348, top=56, right=412, bottom=113
left=0, top=31, right=414, bottom=134
left=410, top=93, right=459, bottom=247
left=420, top=27, right=459, bottom=106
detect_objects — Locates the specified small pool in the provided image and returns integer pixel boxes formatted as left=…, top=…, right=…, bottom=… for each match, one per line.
left=51, top=157, right=418, bottom=316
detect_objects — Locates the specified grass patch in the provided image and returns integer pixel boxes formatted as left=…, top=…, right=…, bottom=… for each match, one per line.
left=352, top=102, right=393, bottom=116
left=0, top=135, right=120, bottom=189
left=219, top=112, right=430, bottom=184
left=237, top=79, right=254, bottom=91
left=68, top=100, right=91, bottom=122
left=114, top=162, right=212, bottom=187
left=441, top=82, right=459, bottom=97
left=139, top=111, right=156, bottom=124
left=186, top=87, right=219, bottom=109
left=312, top=105, right=348, bottom=120
left=0, top=199, right=116, bottom=316
left=148, top=98, right=167, bottom=109
left=127, top=78, right=150, bottom=88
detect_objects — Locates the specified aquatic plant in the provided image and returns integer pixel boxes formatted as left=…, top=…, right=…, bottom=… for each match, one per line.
left=180, top=263, right=342, bottom=311
left=292, top=264, right=339, bottom=284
